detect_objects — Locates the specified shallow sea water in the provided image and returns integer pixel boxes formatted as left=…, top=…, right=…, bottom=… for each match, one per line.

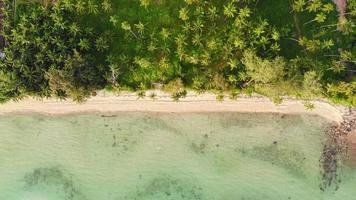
left=0, top=113, right=355, bottom=200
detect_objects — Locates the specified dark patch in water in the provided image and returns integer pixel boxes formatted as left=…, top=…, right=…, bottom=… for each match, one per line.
left=319, top=123, right=352, bottom=191
left=240, top=145, right=307, bottom=177
left=125, top=175, right=203, bottom=200
left=142, top=115, right=182, bottom=135
left=319, top=110, right=356, bottom=192
left=101, top=114, right=117, bottom=118
left=191, top=142, right=208, bottom=154
left=23, top=167, right=86, bottom=200
left=112, top=134, right=117, bottom=147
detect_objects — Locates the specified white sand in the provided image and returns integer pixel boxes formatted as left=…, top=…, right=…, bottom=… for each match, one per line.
left=0, top=91, right=344, bottom=122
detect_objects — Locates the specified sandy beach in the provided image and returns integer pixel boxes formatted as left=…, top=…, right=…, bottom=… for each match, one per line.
left=0, top=91, right=344, bottom=123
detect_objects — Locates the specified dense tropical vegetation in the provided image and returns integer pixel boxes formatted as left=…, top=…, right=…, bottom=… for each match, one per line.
left=0, top=0, right=355, bottom=105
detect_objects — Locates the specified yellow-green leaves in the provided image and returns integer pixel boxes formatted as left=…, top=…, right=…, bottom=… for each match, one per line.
left=292, top=0, right=306, bottom=12
left=134, top=22, right=145, bottom=35
left=179, top=8, right=189, bottom=21
left=102, top=0, right=112, bottom=13
left=121, top=21, right=131, bottom=31
left=315, top=13, right=326, bottom=23
left=303, top=71, right=322, bottom=95
left=242, top=50, right=285, bottom=84
left=160, top=28, right=171, bottom=41
left=134, top=57, right=151, bottom=68
left=87, top=0, right=99, bottom=14
left=306, top=0, right=322, bottom=12
left=223, top=2, right=237, bottom=18
left=139, top=0, right=150, bottom=9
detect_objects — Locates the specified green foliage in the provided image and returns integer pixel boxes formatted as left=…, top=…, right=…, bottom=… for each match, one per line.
left=216, top=92, right=224, bottom=102
left=241, top=50, right=285, bottom=85
left=149, top=92, right=157, bottom=100
left=0, top=0, right=354, bottom=106
left=272, top=96, right=283, bottom=105
left=303, top=71, right=322, bottom=96
left=163, top=78, right=187, bottom=101
left=303, top=101, right=315, bottom=110
left=137, top=91, right=146, bottom=99
left=229, top=89, right=241, bottom=100
left=327, top=82, right=356, bottom=107
left=0, top=0, right=109, bottom=102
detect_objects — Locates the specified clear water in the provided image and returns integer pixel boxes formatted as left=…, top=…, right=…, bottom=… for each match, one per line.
left=0, top=113, right=355, bottom=200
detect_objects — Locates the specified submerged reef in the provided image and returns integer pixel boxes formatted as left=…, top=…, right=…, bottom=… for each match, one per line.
left=23, top=167, right=86, bottom=200
left=244, top=145, right=307, bottom=177
left=124, top=175, right=203, bottom=200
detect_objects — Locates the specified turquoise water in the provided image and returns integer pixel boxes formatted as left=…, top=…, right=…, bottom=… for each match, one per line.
left=0, top=113, right=355, bottom=200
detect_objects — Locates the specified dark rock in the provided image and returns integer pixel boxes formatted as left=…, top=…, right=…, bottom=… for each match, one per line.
left=319, top=109, right=356, bottom=191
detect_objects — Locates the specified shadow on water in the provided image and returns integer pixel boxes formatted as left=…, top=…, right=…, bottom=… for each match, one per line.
left=23, top=167, right=87, bottom=200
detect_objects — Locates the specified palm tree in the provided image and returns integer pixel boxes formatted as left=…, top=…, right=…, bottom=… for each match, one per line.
left=109, top=15, right=119, bottom=27
left=134, top=21, right=145, bottom=35
left=223, top=2, right=236, bottom=18
left=304, top=12, right=327, bottom=25
left=179, top=7, right=189, bottom=21
left=159, top=28, right=170, bottom=41
left=207, top=6, right=217, bottom=20
left=95, top=37, right=109, bottom=52
left=175, top=33, right=187, bottom=47
left=306, top=0, right=322, bottom=12
left=238, top=7, right=251, bottom=18
left=292, top=0, right=306, bottom=12
left=101, top=0, right=112, bottom=13
left=69, top=23, right=80, bottom=36
left=121, top=21, right=138, bottom=39
left=139, top=0, right=150, bottom=8
left=75, top=1, right=85, bottom=14
left=192, top=33, right=202, bottom=47
left=87, top=0, right=99, bottom=14
left=192, top=19, right=204, bottom=33
left=79, top=38, right=90, bottom=50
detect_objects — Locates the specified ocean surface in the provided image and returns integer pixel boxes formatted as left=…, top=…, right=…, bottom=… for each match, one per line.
left=0, top=112, right=355, bottom=200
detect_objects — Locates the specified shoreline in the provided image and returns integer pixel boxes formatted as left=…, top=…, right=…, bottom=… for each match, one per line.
left=0, top=91, right=346, bottom=123
left=1, top=90, right=355, bottom=167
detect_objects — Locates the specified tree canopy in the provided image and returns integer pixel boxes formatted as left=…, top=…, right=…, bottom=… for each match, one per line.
left=0, top=0, right=354, bottom=106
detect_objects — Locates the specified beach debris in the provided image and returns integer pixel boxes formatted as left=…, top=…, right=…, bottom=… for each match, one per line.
left=101, top=114, right=117, bottom=118
left=112, top=134, right=117, bottom=147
